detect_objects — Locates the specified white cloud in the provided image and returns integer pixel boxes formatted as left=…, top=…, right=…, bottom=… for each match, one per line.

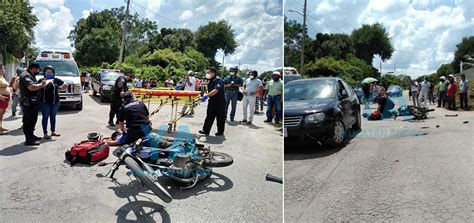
left=81, top=8, right=93, bottom=19
left=31, top=3, right=74, bottom=50
left=30, top=0, right=64, bottom=10
left=195, top=5, right=208, bottom=13
left=145, top=0, right=162, bottom=20
left=287, top=0, right=474, bottom=77
left=179, top=10, right=193, bottom=21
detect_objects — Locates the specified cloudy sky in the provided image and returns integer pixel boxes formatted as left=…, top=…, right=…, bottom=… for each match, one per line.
left=285, top=0, right=474, bottom=77
left=30, top=0, right=283, bottom=73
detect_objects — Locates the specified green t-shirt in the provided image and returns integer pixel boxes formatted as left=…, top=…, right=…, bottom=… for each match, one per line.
left=438, top=81, right=447, bottom=91
left=223, top=75, right=243, bottom=91
left=267, top=80, right=283, bottom=96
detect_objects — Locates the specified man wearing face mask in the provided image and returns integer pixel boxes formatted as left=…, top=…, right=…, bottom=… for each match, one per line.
left=241, top=70, right=263, bottom=125
left=264, top=71, right=283, bottom=125
left=19, top=62, right=47, bottom=145
left=199, top=67, right=226, bottom=136
left=223, top=67, right=243, bottom=122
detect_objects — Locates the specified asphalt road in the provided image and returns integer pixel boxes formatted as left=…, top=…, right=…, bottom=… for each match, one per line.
left=0, top=92, right=283, bottom=222
left=284, top=93, right=474, bottom=222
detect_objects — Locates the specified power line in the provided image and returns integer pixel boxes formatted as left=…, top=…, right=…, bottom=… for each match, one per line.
left=130, top=0, right=182, bottom=27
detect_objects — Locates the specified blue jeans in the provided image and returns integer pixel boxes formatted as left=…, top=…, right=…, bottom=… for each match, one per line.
left=266, top=95, right=282, bottom=122
left=11, top=93, right=22, bottom=114
left=225, top=91, right=238, bottom=119
left=40, top=102, right=60, bottom=134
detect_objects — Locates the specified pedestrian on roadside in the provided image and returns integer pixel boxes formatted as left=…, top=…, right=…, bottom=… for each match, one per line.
left=181, top=70, right=196, bottom=115
left=362, top=83, right=371, bottom=109
left=418, top=77, right=431, bottom=108
left=38, top=66, right=68, bottom=139
left=428, top=80, right=434, bottom=105
left=223, top=67, right=243, bottom=122
left=199, top=67, right=226, bottom=136
left=446, top=75, right=457, bottom=110
left=80, top=70, right=86, bottom=91
left=134, top=75, right=143, bottom=88
left=410, top=80, right=420, bottom=107
left=254, top=76, right=263, bottom=114
left=264, top=71, right=283, bottom=125
left=437, top=76, right=447, bottom=108
left=109, top=72, right=132, bottom=126
left=0, top=65, right=12, bottom=134
left=164, top=76, right=174, bottom=88
left=19, top=62, right=47, bottom=145
left=9, top=67, right=23, bottom=117
left=459, top=74, right=469, bottom=110
left=84, top=72, right=90, bottom=93
left=241, top=70, right=263, bottom=125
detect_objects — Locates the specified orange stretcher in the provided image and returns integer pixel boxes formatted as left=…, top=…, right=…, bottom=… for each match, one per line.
left=130, top=88, right=202, bottom=133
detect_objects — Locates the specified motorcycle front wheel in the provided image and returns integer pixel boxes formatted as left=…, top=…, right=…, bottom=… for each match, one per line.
left=124, top=156, right=172, bottom=203
left=203, top=152, right=233, bottom=168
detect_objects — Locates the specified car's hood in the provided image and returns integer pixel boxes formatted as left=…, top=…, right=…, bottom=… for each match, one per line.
left=101, top=80, right=115, bottom=86
left=284, top=98, right=334, bottom=116
left=36, top=75, right=80, bottom=85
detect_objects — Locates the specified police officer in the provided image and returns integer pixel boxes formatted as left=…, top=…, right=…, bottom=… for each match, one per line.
left=109, top=72, right=132, bottom=126
left=19, top=62, right=47, bottom=145
left=199, top=67, right=226, bottom=136
left=117, top=91, right=152, bottom=144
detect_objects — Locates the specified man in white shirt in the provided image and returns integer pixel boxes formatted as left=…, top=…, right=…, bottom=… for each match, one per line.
left=181, top=70, right=196, bottom=115
left=418, top=77, right=431, bottom=108
left=241, top=70, right=263, bottom=124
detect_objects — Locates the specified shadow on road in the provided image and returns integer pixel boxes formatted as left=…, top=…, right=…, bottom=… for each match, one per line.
left=284, top=129, right=361, bottom=161
left=0, top=143, right=37, bottom=156
left=88, top=94, right=109, bottom=106
left=116, top=200, right=170, bottom=223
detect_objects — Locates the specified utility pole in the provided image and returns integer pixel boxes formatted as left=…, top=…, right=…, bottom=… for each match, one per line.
left=460, top=61, right=463, bottom=73
left=300, top=0, right=307, bottom=76
left=380, top=59, right=382, bottom=80
left=118, top=0, right=130, bottom=70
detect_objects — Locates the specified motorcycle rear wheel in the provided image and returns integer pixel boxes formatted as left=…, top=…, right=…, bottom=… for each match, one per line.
left=124, top=156, right=172, bottom=203
left=203, top=152, right=233, bottom=168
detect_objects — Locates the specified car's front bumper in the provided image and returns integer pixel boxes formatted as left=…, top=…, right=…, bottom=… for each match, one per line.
left=59, top=93, right=82, bottom=104
left=284, top=117, right=333, bottom=142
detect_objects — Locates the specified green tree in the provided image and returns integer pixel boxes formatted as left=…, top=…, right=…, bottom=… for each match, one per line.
left=308, top=33, right=354, bottom=60
left=69, top=10, right=121, bottom=66
left=452, top=36, right=474, bottom=72
left=351, top=23, right=394, bottom=65
left=284, top=17, right=309, bottom=69
left=194, top=20, right=237, bottom=65
left=0, top=1, right=38, bottom=63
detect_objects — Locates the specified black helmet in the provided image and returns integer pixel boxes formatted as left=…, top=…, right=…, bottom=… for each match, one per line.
left=28, top=62, right=40, bottom=70
left=87, top=132, right=101, bottom=140
left=43, top=65, right=55, bottom=74
left=16, top=67, right=23, bottom=75
left=251, top=70, right=258, bottom=76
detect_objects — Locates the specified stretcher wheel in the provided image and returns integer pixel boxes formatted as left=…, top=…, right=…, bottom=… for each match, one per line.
left=167, top=125, right=172, bottom=133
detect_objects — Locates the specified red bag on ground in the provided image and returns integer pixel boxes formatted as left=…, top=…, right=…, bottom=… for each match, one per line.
left=368, top=111, right=382, bottom=120
left=65, top=140, right=109, bottom=166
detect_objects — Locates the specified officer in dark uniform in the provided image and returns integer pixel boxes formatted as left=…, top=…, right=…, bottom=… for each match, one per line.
left=199, top=67, right=226, bottom=136
left=19, top=62, right=47, bottom=145
left=109, top=72, right=132, bottom=126
left=117, top=91, right=152, bottom=144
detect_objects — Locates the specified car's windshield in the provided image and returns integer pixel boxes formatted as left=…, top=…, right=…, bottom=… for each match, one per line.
left=102, top=72, right=123, bottom=81
left=36, top=60, right=79, bottom=77
left=388, top=85, right=399, bottom=90
left=284, top=79, right=336, bottom=101
left=284, top=75, right=301, bottom=84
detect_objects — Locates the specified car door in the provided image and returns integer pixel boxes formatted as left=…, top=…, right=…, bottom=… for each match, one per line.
left=337, top=80, right=351, bottom=126
left=341, top=80, right=358, bottom=126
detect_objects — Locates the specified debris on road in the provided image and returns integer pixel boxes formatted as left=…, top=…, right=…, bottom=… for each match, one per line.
left=266, top=174, right=283, bottom=184
left=463, top=121, right=469, bottom=124
left=445, top=114, right=458, bottom=117
left=415, top=132, right=428, bottom=136
left=394, top=160, right=399, bottom=163
left=436, top=125, right=440, bottom=128
left=421, top=126, right=429, bottom=129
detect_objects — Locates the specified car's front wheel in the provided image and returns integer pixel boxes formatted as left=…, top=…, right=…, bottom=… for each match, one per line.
left=326, top=119, right=346, bottom=147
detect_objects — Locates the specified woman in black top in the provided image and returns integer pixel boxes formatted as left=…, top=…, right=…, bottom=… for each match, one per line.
left=39, top=66, right=68, bottom=139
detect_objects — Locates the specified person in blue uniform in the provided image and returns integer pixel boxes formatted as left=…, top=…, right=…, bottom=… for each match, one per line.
left=199, top=67, right=226, bottom=136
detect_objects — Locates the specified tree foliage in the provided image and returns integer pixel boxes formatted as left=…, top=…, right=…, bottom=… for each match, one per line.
left=194, top=20, right=237, bottom=65
left=309, top=33, right=354, bottom=60
left=351, top=23, right=394, bottom=65
left=452, top=36, right=474, bottom=72
left=284, top=17, right=308, bottom=69
left=0, top=1, right=38, bottom=63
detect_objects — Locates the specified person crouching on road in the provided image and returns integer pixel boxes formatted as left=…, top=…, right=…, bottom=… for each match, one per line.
left=199, top=67, right=226, bottom=136
left=373, top=90, right=395, bottom=119
left=109, top=72, right=132, bottom=126
left=117, top=91, right=152, bottom=144
left=38, top=65, right=68, bottom=139
left=19, top=62, right=47, bottom=146
left=264, top=71, right=283, bottom=125
left=241, top=70, right=263, bottom=125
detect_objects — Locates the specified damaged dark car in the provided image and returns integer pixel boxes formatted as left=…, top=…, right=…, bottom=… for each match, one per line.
left=284, top=77, right=361, bottom=147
